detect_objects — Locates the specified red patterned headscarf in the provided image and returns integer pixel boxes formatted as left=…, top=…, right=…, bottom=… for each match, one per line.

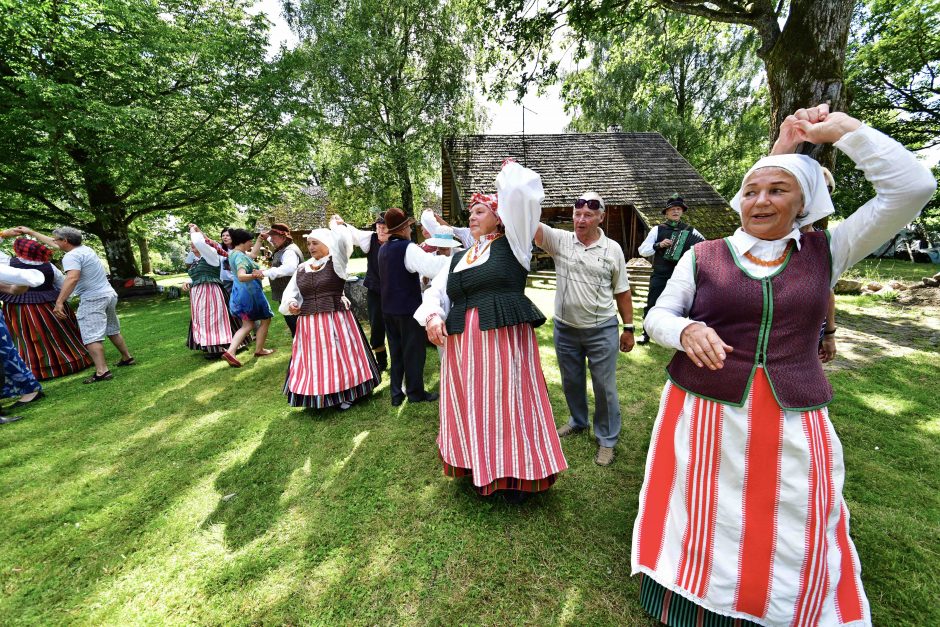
left=13, top=238, right=54, bottom=263
left=468, top=192, right=499, bottom=222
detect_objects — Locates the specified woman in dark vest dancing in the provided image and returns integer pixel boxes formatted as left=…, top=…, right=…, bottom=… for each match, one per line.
left=416, top=160, right=567, bottom=502
left=630, top=106, right=935, bottom=627
left=281, top=222, right=380, bottom=411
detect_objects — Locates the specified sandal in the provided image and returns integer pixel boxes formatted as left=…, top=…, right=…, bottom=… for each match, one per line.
left=253, top=349, right=275, bottom=357
left=221, top=351, right=242, bottom=368
left=116, top=357, right=136, bottom=367
left=83, top=371, right=113, bottom=384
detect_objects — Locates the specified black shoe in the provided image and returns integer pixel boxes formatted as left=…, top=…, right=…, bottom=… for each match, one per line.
left=391, top=395, right=405, bottom=407
left=411, top=392, right=438, bottom=403
left=0, top=415, right=24, bottom=424
left=502, top=490, right=530, bottom=505
left=7, top=390, right=45, bottom=409
left=636, top=333, right=650, bottom=345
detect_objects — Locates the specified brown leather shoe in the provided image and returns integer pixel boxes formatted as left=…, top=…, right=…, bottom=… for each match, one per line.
left=595, top=446, right=615, bottom=466
left=557, top=424, right=586, bottom=438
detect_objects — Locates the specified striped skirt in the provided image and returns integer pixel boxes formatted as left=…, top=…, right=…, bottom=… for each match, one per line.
left=284, top=309, right=380, bottom=408
left=3, top=301, right=91, bottom=380
left=438, top=308, right=567, bottom=496
left=187, top=282, right=248, bottom=354
left=631, top=368, right=870, bottom=627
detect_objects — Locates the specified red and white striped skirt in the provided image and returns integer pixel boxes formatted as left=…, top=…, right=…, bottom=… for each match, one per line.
left=438, top=308, right=567, bottom=494
left=632, top=368, right=871, bottom=627
left=3, top=301, right=91, bottom=380
left=285, top=309, right=379, bottom=403
left=188, top=282, right=240, bottom=353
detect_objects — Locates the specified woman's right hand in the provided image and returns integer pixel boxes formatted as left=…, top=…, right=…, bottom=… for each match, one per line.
left=426, top=315, right=448, bottom=347
left=181, top=282, right=191, bottom=293
left=680, top=323, right=733, bottom=370
left=287, top=301, right=300, bottom=315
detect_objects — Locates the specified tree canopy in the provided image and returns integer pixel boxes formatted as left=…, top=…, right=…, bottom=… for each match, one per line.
left=284, top=0, right=481, bottom=218
left=0, top=0, right=310, bottom=277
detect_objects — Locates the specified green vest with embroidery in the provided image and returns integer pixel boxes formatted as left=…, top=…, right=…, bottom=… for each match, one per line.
left=188, top=258, right=222, bottom=286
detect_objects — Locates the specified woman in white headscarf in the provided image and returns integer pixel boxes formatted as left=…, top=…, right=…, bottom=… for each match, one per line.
left=630, top=106, right=935, bottom=627
left=280, top=219, right=380, bottom=411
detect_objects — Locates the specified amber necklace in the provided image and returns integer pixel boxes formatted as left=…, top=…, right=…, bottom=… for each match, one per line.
left=743, top=241, right=793, bottom=267
left=464, top=233, right=502, bottom=265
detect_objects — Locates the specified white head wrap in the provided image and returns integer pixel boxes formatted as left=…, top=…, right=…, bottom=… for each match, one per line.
left=730, top=154, right=835, bottom=229
left=420, top=209, right=440, bottom=236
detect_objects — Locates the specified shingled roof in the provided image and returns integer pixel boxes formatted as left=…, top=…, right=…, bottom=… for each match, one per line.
left=442, top=132, right=738, bottom=239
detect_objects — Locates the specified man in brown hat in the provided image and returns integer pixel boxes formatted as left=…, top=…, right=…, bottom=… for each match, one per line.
left=261, top=222, right=304, bottom=337
left=376, top=208, right=449, bottom=406
left=636, top=195, right=705, bottom=344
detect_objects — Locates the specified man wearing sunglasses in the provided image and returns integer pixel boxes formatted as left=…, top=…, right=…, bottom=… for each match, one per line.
left=534, top=192, right=635, bottom=467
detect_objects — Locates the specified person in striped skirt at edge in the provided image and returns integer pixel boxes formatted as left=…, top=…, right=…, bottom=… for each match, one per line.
left=280, top=219, right=381, bottom=411
left=631, top=105, right=935, bottom=627
left=416, top=159, right=567, bottom=503
left=181, top=224, right=250, bottom=357
left=0, top=234, right=91, bottom=381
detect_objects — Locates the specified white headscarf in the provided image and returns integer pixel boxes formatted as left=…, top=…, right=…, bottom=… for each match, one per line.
left=304, top=223, right=354, bottom=279
left=730, top=154, right=835, bottom=229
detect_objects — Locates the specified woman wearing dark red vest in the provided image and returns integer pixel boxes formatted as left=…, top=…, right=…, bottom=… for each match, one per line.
left=416, top=161, right=568, bottom=502
left=630, top=106, right=936, bottom=627
left=0, top=237, right=91, bottom=380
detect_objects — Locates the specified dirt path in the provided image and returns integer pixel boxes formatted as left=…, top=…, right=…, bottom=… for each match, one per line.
left=826, top=291, right=940, bottom=371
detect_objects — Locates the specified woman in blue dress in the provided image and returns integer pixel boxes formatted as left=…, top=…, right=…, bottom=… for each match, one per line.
left=221, top=229, right=275, bottom=367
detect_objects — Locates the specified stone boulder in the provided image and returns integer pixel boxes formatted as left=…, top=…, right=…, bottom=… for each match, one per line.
left=834, top=278, right=862, bottom=294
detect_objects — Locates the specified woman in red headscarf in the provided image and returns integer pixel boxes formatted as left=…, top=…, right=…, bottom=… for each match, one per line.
left=0, top=237, right=92, bottom=380
left=414, top=161, right=567, bottom=502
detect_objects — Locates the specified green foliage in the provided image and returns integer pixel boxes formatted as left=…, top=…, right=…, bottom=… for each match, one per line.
left=285, top=0, right=482, bottom=217
left=846, top=0, right=940, bottom=151
left=562, top=8, right=768, bottom=197
left=0, top=0, right=311, bottom=275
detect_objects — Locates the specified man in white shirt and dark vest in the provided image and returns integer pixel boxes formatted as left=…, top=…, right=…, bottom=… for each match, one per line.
left=535, top=192, right=635, bottom=467
left=261, top=222, right=304, bottom=337
left=636, top=195, right=704, bottom=345
left=377, top=208, right=449, bottom=406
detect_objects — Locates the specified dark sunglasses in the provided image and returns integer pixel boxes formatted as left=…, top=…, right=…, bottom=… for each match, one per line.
left=574, top=198, right=602, bottom=210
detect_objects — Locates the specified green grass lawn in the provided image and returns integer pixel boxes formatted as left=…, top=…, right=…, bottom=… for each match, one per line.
left=1, top=291, right=937, bottom=625
left=842, top=258, right=938, bottom=283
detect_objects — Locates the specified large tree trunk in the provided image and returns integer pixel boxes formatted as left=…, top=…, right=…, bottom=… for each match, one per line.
left=761, top=1, right=856, bottom=169
left=137, top=236, right=152, bottom=274
left=88, top=212, right=140, bottom=279
left=392, top=144, right=414, bottom=216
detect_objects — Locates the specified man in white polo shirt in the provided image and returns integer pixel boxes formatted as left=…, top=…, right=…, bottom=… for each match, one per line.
left=534, top=192, right=635, bottom=466
left=20, top=226, right=135, bottom=384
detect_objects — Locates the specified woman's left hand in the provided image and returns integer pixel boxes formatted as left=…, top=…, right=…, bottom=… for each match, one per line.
left=680, top=323, right=733, bottom=370
left=287, top=301, right=300, bottom=315
left=427, top=315, right=447, bottom=347
left=784, top=105, right=862, bottom=145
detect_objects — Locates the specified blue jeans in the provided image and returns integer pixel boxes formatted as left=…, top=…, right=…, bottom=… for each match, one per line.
left=553, top=317, right=621, bottom=447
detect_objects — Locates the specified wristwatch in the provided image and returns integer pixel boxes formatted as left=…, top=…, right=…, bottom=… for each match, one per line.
left=622, top=325, right=635, bottom=332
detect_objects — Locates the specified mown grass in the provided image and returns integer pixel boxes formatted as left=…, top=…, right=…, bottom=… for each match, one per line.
left=0, top=290, right=937, bottom=625
left=843, top=258, right=938, bottom=283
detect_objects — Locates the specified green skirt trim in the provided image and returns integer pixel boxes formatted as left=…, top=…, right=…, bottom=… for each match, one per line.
left=640, top=575, right=761, bottom=627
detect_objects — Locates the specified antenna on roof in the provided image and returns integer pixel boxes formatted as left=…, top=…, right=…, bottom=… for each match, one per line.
left=522, top=105, right=538, bottom=167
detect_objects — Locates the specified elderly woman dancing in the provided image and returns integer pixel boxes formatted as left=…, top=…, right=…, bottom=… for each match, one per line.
left=416, top=160, right=567, bottom=501
left=0, top=234, right=91, bottom=380
left=182, top=224, right=249, bottom=356
left=281, top=221, right=380, bottom=411
left=630, top=106, right=936, bottom=627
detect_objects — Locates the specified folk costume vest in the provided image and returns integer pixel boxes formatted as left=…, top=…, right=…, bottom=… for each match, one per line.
left=187, top=258, right=222, bottom=287
left=269, top=243, right=301, bottom=303
left=0, top=259, right=56, bottom=304
left=378, top=237, right=422, bottom=316
left=296, top=260, right=347, bottom=316
left=666, top=232, right=833, bottom=410
left=445, top=236, right=545, bottom=335
left=652, top=220, right=692, bottom=278
left=363, top=232, right=382, bottom=292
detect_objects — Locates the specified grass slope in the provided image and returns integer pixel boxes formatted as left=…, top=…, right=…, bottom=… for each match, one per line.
left=0, top=293, right=937, bottom=626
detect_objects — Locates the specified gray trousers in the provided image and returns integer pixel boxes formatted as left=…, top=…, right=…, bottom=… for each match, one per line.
left=553, top=317, right=622, bottom=447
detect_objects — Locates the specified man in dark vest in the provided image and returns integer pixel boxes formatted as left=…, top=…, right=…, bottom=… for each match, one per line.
left=377, top=208, right=449, bottom=406
left=636, top=195, right=705, bottom=345
left=261, top=222, right=304, bottom=337
left=337, top=211, right=390, bottom=371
